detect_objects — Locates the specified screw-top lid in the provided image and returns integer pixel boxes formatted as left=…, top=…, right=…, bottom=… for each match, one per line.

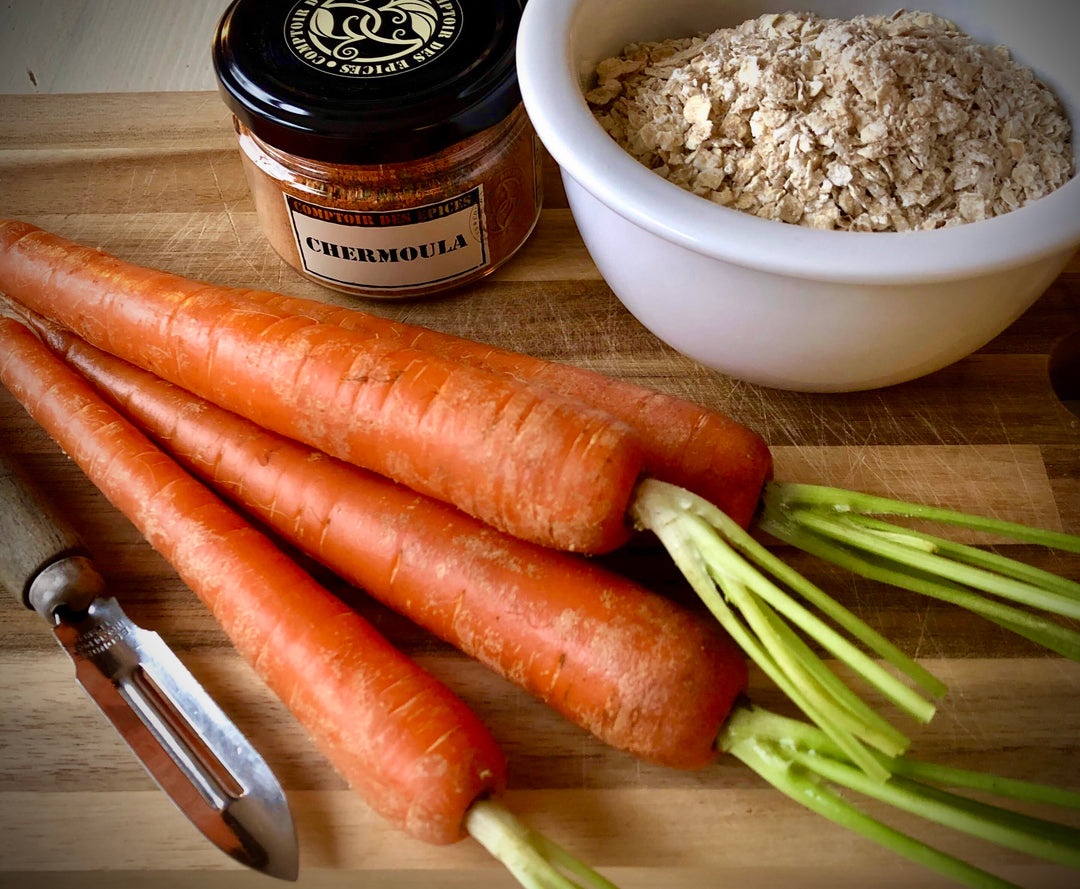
left=213, top=0, right=523, bottom=165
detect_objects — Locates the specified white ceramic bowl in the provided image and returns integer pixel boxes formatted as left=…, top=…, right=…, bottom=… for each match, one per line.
left=516, top=0, right=1080, bottom=391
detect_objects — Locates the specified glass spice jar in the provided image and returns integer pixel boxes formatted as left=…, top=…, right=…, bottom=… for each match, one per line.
left=212, top=0, right=542, bottom=299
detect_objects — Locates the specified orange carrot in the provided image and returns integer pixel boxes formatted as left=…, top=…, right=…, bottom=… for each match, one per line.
left=0, top=222, right=925, bottom=778
left=22, top=310, right=748, bottom=770
left=0, top=219, right=643, bottom=554
left=14, top=315, right=1080, bottom=889
left=232, top=290, right=772, bottom=529
left=0, top=316, right=506, bottom=846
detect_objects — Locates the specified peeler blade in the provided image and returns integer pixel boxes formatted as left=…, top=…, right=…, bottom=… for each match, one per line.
left=53, top=597, right=299, bottom=880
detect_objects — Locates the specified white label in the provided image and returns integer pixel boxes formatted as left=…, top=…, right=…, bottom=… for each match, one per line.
left=286, top=187, right=489, bottom=292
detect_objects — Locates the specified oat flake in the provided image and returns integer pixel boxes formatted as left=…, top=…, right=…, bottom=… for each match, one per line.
left=586, top=10, right=1074, bottom=231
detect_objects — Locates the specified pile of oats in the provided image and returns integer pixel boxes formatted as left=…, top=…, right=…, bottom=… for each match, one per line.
left=586, top=11, right=1074, bottom=231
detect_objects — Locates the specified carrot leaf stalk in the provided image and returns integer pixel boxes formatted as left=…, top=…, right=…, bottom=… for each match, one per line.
left=759, top=482, right=1080, bottom=660
left=720, top=706, right=1080, bottom=889
left=465, top=800, right=620, bottom=889
left=630, top=479, right=945, bottom=782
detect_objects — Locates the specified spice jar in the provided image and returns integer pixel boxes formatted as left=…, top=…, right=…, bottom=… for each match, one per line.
left=213, top=0, right=542, bottom=299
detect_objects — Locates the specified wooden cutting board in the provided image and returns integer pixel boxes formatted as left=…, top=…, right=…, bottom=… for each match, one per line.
left=1, top=91, right=1078, bottom=889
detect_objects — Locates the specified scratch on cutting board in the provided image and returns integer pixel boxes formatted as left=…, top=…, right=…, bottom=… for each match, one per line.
left=205, top=153, right=273, bottom=286
left=905, top=598, right=946, bottom=663
left=207, top=155, right=243, bottom=248
left=988, top=399, right=1046, bottom=524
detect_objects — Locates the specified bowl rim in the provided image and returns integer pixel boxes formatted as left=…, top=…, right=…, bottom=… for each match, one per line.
left=516, top=0, right=1080, bottom=285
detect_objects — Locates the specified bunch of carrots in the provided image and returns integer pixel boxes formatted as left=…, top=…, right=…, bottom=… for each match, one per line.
left=2, top=218, right=1079, bottom=889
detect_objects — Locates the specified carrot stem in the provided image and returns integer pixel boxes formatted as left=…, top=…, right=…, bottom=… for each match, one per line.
left=845, top=514, right=1080, bottom=600
left=733, top=522, right=947, bottom=697
left=734, top=579, right=912, bottom=752
left=720, top=706, right=1080, bottom=888
left=631, top=479, right=947, bottom=779
left=638, top=490, right=890, bottom=779
left=527, top=831, right=621, bottom=889
left=758, top=514, right=1080, bottom=661
left=786, top=750, right=1080, bottom=868
left=663, top=482, right=943, bottom=695
left=761, top=482, right=1080, bottom=659
left=719, top=571, right=899, bottom=772
left=889, top=760, right=1080, bottom=811
left=766, top=483, right=1080, bottom=553
left=722, top=731, right=1020, bottom=889
left=465, top=800, right=619, bottom=889
left=685, top=514, right=937, bottom=724
left=793, top=511, right=1080, bottom=619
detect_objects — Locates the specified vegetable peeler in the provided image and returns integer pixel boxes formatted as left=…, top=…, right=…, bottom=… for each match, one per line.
left=0, top=447, right=299, bottom=880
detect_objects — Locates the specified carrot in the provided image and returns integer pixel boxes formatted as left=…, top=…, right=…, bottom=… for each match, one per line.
left=16, top=222, right=1071, bottom=784
left=0, top=219, right=643, bottom=555
left=0, top=317, right=644, bottom=889
left=0, top=314, right=509, bottom=847
left=0, top=220, right=934, bottom=774
left=20, top=310, right=747, bottom=770
left=221, top=290, right=772, bottom=530
left=13, top=316, right=1080, bottom=889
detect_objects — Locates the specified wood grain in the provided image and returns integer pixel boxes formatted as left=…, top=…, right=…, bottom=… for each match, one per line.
left=0, top=91, right=1078, bottom=889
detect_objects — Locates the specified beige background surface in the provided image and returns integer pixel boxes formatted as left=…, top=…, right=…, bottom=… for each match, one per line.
left=0, top=0, right=225, bottom=94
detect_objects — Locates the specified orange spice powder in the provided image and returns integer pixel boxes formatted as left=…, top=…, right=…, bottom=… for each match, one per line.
left=233, top=104, right=542, bottom=298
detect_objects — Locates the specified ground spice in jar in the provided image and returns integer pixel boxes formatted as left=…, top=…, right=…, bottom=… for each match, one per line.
left=213, top=0, right=542, bottom=298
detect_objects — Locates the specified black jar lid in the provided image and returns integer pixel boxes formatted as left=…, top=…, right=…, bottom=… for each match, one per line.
left=213, top=0, right=523, bottom=165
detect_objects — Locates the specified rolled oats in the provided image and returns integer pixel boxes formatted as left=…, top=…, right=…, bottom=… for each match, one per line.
left=586, top=10, right=1074, bottom=231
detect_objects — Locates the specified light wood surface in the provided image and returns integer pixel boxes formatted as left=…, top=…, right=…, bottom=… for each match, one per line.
left=1, top=90, right=1079, bottom=889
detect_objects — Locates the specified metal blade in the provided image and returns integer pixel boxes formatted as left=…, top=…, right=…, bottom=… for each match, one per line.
left=53, top=597, right=299, bottom=880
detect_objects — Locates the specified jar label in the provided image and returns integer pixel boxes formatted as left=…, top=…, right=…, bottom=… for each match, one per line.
left=285, top=187, right=489, bottom=292
left=285, top=0, right=463, bottom=78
